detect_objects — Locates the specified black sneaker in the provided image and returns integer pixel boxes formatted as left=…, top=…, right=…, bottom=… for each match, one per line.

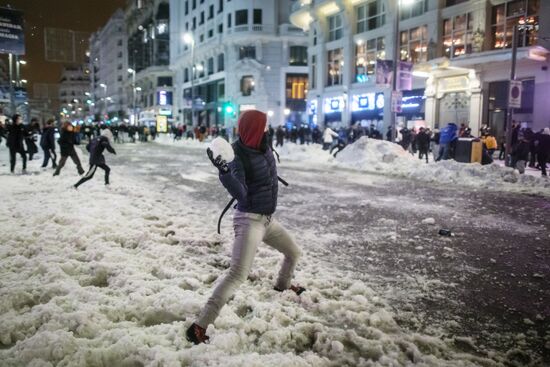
left=186, top=323, right=209, bottom=345
left=274, top=285, right=306, bottom=295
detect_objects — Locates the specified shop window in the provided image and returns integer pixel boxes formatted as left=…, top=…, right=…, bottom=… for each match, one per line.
left=356, top=0, right=385, bottom=34
left=327, top=48, right=344, bottom=86
left=491, top=0, right=539, bottom=50
left=289, top=46, right=307, bottom=66
left=254, top=9, right=262, bottom=25
left=400, top=0, right=428, bottom=20
left=241, top=76, right=254, bottom=96
left=239, top=46, right=256, bottom=59
left=356, top=37, right=385, bottom=83
left=443, top=13, right=473, bottom=58
left=400, top=25, right=428, bottom=63
left=328, top=14, right=343, bottom=41
left=286, top=74, right=308, bottom=100
left=236, top=9, right=248, bottom=26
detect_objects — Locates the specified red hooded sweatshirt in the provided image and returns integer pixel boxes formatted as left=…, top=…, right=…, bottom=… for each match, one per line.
left=238, top=110, right=267, bottom=150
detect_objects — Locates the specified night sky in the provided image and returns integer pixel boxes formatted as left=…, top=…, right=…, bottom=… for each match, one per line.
left=0, top=0, right=125, bottom=96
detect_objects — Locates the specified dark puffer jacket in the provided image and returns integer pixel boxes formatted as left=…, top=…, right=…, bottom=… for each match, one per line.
left=219, top=139, right=278, bottom=215
left=7, top=123, right=26, bottom=150
left=218, top=110, right=278, bottom=215
left=58, top=130, right=76, bottom=156
left=87, top=135, right=116, bottom=165
left=40, top=126, right=56, bottom=150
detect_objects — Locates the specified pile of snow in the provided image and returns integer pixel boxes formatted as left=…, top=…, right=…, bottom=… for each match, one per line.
left=0, top=147, right=511, bottom=366
left=279, top=137, right=550, bottom=196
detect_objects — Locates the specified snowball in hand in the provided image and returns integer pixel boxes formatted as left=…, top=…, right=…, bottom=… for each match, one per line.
left=209, top=137, right=235, bottom=163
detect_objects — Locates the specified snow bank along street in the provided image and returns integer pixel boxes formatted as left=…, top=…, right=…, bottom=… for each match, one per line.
left=0, top=138, right=549, bottom=366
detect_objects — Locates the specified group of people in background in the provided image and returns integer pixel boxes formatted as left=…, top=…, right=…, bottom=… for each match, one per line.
left=1, top=114, right=117, bottom=187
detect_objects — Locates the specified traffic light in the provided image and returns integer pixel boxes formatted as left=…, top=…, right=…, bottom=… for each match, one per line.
left=223, top=102, right=235, bottom=115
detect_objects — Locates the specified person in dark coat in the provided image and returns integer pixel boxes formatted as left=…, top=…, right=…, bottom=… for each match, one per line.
left=25, top=119, right=39, bottom=160
left=187, top=110, right=304, bottom=345
left=6, top=114, right=27, bottom=173
left=416, top=127, right=431, bottom=163
left=53, top=121, right=85, bottom=176
left=512, top=136, right=531, bottom=174
left=536, top=128, right=550, bottom=176
left=275, top=125, right=284, bottom=147
left=74, top=129, right=116, bottom=188
left=399, top=127, right=412, bottom=151
left=40, top=118, right=57, bottom=168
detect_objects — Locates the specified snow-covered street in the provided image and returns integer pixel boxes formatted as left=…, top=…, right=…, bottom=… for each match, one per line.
left=1, top=138, right=549, bottom=366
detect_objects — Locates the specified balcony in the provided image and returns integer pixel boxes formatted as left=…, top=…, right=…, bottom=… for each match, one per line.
left=279, top=23, right=307, bottom=36
left=227, top=24, right=276, bottom=35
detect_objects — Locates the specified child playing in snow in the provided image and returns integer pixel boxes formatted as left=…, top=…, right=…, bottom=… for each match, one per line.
left=74, top=128, right=116, bottom=188
left=186, top=110, right=304, bottom=345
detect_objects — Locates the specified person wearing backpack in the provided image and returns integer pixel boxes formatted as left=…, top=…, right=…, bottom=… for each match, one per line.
left=186, top=110, right=304, bottom=345
left=74, top=129, right=116, bottom=188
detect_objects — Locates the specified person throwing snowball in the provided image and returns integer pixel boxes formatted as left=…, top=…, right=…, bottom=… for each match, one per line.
left=186, top=110, right=304, bottom=345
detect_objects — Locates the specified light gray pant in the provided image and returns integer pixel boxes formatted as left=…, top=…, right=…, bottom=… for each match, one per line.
left=197, top=211, right=301, bottom=328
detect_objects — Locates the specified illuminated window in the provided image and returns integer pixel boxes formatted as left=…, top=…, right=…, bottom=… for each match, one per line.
left=491, top=0, right=539, bottom=49
left=400, top=25, right=428, bottom=63
left=443, top=13, right=473, bottom=58
left=241, top=76, right=254, bottom=96
left=356, top=37, right=385, bottom=83
left=327, top=48, right=344, bottom=86
left=328, top=14, right=343, bottom=41
left=356, top=0, right=385, bottom=33
left=286, top=74, right=308, bottom=99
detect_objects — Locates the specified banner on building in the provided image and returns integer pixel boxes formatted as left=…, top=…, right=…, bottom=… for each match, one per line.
left=391, top=91, right=403, bottom=113
left=0, top=7, right=25, bottom=55
left=156, top=115, right=168, bottom=133
left=376, top=60, right=393, bottom=86
left=398, top=61, right=413, bottom=91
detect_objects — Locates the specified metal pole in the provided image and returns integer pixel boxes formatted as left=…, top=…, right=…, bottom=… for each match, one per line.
left=15, top=56, right=20, bottom=87
left=390, top=0, right=400, bottom=143
left=132, top=72, right=137, bottom=126
left=191, top=40, right=195, bottom=127
left=504, top=25, right=518, bottom=167
left=8, top=53, right=15, bottom=116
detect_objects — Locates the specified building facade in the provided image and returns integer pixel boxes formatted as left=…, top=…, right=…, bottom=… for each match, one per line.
left=291, top=0, right=550, bottom=137
left=126, top=0, right=173, bottom=127
left=170, top=0, right=309, bottom=129
left=89, top=9, right=129, bottom=122
left=59, top=65, right=92, bottom=123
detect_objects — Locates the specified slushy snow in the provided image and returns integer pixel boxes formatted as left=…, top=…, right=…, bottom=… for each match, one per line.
left=0, top=138, right=543, bottom=366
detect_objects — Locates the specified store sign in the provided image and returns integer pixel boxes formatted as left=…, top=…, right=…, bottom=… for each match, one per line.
left=0, top=7, right=25, bottom=55
left=156, top=115, right=168, bottom=133
left=438, top=76, right=469, bottom=93
left=159, top=107, right=172, bottom=116
left=402, top=94, right=426, bottom=109
left=157, top=90, right=173, bottom=106
left=508, top=80, right=522, bottom=109
left=352, top=93, right=385, bottom=112
left=323, top=97, right=344, bottom=113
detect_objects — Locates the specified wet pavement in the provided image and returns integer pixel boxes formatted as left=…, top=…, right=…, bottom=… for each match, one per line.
left=114, top=141, right=550, bottom=365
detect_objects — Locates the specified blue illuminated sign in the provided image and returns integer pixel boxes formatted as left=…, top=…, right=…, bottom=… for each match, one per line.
left=323, top=97, right=344, bottom=113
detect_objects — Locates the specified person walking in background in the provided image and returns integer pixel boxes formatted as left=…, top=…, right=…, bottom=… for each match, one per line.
left=275, top=125, right=284, bottom=147
left=511, top=135, right=530, bottom=174
left=430, top=128, right=440, bottom=162
left=53, top=121, right=85, bottom=177
left=322, top=126, right=338, bottom=150
left=6, top=114, right=27, bottom=174
left=436, top=122, right=458, bottom=161
left=40, top=119, right=57, bottom=169
left=482, top=131, right=498, bottom=158
left=74, top=129, right=116, bottom=188
left=25, top=118, right=39, bottom=161
left=536, top=128, right=550, bottom=177
left=416, top=127, right=431, bottom=163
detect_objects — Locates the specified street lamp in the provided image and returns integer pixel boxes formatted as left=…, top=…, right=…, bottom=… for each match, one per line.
left=183, top=32, right=196, bottom=127
left=390, top=0, right=418, bottom=143
left=128, top=68, right=137, bottom=125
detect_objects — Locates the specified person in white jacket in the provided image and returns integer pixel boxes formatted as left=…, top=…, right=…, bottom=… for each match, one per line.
left=322, top=127, right=339, bottom=150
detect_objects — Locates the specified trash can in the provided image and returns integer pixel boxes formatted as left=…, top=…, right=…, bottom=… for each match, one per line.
left=455, top=138, right=482, bottom=163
